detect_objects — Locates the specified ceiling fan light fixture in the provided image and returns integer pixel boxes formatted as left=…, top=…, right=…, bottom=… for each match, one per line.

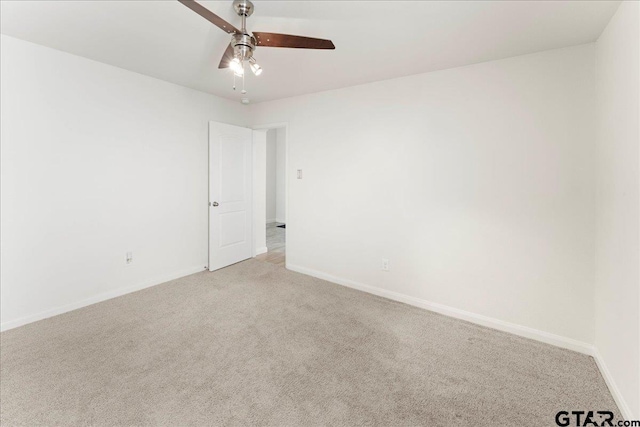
left=249, top=58, right=262, bottom=76
left=230, top=57, right=244, bottom=76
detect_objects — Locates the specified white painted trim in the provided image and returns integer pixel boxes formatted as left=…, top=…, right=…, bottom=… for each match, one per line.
left=255, top=246, right=268, bottom=256
left=591, top=347, right=634, bottom=420
left=0, top=265, right=205, bottom=332
left=252, top=122, right=289, bottom=131
left=286, top=263, right=594, bottom=355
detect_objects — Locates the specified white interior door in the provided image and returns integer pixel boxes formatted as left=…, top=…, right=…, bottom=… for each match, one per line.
left=209, top=121, right=253, bottom=271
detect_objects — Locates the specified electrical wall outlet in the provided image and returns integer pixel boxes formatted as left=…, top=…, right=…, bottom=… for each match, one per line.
left=381, top=258, right=389, bottom=272
left=126, top=252, right=133, bottom=265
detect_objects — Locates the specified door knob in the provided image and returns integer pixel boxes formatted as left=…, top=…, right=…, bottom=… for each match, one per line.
left=212, top=201, right=219, bottom=207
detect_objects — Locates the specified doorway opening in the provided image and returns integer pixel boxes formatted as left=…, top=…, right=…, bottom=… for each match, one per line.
left=255, top=126, right=286, bottom=267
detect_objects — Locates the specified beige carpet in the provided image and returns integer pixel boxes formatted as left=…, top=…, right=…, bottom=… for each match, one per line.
left=1, top=259, right=620, bottom=426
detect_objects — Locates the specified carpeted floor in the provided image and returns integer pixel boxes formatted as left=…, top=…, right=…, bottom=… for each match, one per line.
left=1, top=259, right=620, bottom=426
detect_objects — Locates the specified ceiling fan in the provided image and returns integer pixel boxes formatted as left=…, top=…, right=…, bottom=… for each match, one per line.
left=178, top=0, right=335, bottom=85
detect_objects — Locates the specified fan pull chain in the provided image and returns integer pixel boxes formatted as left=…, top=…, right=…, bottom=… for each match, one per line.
left=241, top=63, right=247, bottom=94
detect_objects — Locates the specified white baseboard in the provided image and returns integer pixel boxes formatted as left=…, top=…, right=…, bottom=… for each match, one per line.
left=255, top=246, right=268, bottom=256
left=591, top=347, right=634, bottom=420
left=286, top=264, right=593, bottom=354
left=0, top=265, right=206, bottom=332
left=286, top=263, right=636, bottom=419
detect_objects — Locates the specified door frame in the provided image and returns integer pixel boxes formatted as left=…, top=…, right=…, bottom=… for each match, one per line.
left=207, top=122, right=289, bottom=270
left=252, top=122, right=289, bottom=267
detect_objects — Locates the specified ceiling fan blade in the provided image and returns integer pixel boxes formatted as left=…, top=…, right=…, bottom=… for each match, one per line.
left=252, top=32, right=335, bottom=49
left=178, top=0, right=240, bottom=35
left=218, top=44, right=234, bottom=69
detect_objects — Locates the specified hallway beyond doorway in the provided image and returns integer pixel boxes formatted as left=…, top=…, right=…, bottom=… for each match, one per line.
left=256, top=222, right=285, bottom=267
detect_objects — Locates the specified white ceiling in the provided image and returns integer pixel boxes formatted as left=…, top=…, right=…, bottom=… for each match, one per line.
left=1, top=1, right=620, bottom=104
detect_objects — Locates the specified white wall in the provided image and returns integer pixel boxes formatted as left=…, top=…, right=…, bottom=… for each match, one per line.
left=594, top=1, right=640, bottom=419
left=275, top=127, right=286, bottom=224
left=251, top=44, right=597, bottom=346
left=0, top=35, right=249, bottom=329
left=265, top=129, right=277, bottom=223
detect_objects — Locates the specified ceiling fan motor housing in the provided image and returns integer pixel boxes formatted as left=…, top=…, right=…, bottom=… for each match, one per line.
left=232, top=33, right=256, bottom=60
